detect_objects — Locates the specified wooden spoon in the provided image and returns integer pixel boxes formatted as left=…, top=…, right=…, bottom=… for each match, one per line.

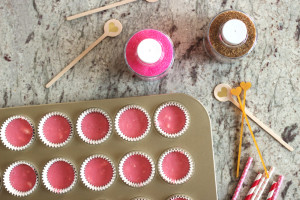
left=46, top=19, right=122, bottom=88
left=214, top=83, right=294, bottom=152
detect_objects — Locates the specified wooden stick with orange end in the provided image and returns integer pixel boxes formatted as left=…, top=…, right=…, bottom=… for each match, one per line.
left=231, top=87, right=269, bottom=178
left=236, top=82, right=251, bottom=178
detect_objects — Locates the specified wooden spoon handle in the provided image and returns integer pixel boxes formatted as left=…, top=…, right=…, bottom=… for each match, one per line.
left=230, top=98, right=294, bottom=151
left=46, top=33, right=107, bottom=88
left=67, top=0, right=138, bottom=21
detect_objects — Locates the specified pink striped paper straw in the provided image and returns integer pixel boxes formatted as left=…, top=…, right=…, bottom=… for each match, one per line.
left=244, top=173, right=262, bottom=200
left=232, top=157, right=253, bottom=200
left=250, top=176, right=265, bottom=200
left=266, top=181, right=278, bottom=200
left=255, top=166, right=275, bottom=200
left=271, top=175, right=284, bottom=200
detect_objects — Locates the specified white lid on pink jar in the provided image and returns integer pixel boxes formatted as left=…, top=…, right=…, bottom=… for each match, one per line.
left=137, top=38, right=162, bottom=64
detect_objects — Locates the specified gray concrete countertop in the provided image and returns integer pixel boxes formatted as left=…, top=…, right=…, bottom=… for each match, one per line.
left=0, top=0, right=299, bottom=199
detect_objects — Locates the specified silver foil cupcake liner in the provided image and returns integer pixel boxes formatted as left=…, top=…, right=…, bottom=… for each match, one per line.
left=76, top=108, right=112, bottom=144
left=154, top=102, right=190, bottom=138
left=80, top=154, right=116, bottom=191
left=119, top=151, right=155, bottom=187
left=42, top=158, right=77, bottom=194
left=158, top=148, right=194, bottom=185
left=168, top=194, right=192, bottom=200
left=3, top=161, right=39, bottom=197
left=115, top=105, right=151, bottom=142
left=0, top=115, right=35, bottom=151
left=38, top=112, right=73, bottom=148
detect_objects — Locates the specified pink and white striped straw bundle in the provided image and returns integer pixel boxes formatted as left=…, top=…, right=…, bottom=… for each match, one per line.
left=271, top=175, right=284, bottom=200
left=266, top=181, right=277, bottom=200
left=255, top=167, right=275, bottom=200
left=244, top=173, right=262, bottom=200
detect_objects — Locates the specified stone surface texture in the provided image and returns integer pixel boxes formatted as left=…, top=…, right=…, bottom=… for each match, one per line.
left=0, top=0, right=299, bottom=199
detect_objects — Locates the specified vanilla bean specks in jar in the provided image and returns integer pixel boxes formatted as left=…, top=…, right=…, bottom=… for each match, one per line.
left=203, top=10, right=257, bottom=63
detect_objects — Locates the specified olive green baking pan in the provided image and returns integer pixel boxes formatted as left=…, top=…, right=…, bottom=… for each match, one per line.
left=0, top=93, right=217, bottom=200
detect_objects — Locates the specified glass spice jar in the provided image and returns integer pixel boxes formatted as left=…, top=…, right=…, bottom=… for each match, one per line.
left=203, top=10, right=257, bottom=63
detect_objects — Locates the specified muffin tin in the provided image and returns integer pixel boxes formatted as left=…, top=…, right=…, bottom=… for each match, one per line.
left=0, top=93, right=217, bottom=199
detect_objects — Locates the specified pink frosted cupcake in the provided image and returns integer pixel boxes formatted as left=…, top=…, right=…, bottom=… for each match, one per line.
left=38, top=112, right=73, bottom=148
left=42, top=158, right=77, bottom=194
left=80, top=155, right=116, bottom=191
left=154, top=102, right=190, bottom=138
left=115, top=105, right=151, bottom=141
left=3, top=161, right=39, bottom=197
left=167, top=195, right=192, bottom=200
left=119, top=152, right=155, bottom=187
left=0, top=116, right=35, bottom=151
left=158, top=148, right=194, bottom=184
left=77, top=108, right=112, bottom=144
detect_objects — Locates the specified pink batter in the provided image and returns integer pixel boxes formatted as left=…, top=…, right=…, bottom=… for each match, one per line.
left=43, top=115, right=71, bottom=144
left=81, top=112, right=109, bottom=140
left=118, top=109, right=148, bottom=138
left=5, top=118, right=33, bottom=147
left=157, top=106, right=186, bottom=134
left=123, top=155, right=152, bottom=183
left=9, top=164, right=36, bottom=192
left=162, top=152, right=190, bottom=181
left=84, top=157, right=113, bottom=187
left=125, top=29, right=174, bottom=77
left=47, top=161, right=75, bottom=190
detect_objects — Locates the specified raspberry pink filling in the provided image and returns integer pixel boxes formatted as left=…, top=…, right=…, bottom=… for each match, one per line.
left=157, top=106, right=186, bottom=134
left=162, top=152, right=190, bottom=181
left=5, top=118, right=33, bottom=147
left=43, top=115, right=71, bottom=144
left=118, top=109, right=148, bottom=138
left=123, top=155, right=152, bottom=183
left=84, top=158, right=113, bottom=187
left=47, top=161, right=75, bottom=190
left=9, top=164, right=36, bottom=192
left=81, top=112, right=110, bottom=141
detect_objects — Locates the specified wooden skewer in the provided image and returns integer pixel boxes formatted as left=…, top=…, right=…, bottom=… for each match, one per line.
left=46, top=34, right=107, bottom=88
left=67, top=0, right=137, bottom=21
left=236, top=82, right=251, bottom=178
left=236, top=89, right=246, bottom=177
left=230, top=97, right=294, bottom=152
left=46, top=19, right=122, bottom=88
left=231, top=87, right=269, bottom=178
left=66, top=0, right=159, bottom=21
left=214, top=84, right=294, bottom=152
left=236, top=90, right=246, bottom=178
